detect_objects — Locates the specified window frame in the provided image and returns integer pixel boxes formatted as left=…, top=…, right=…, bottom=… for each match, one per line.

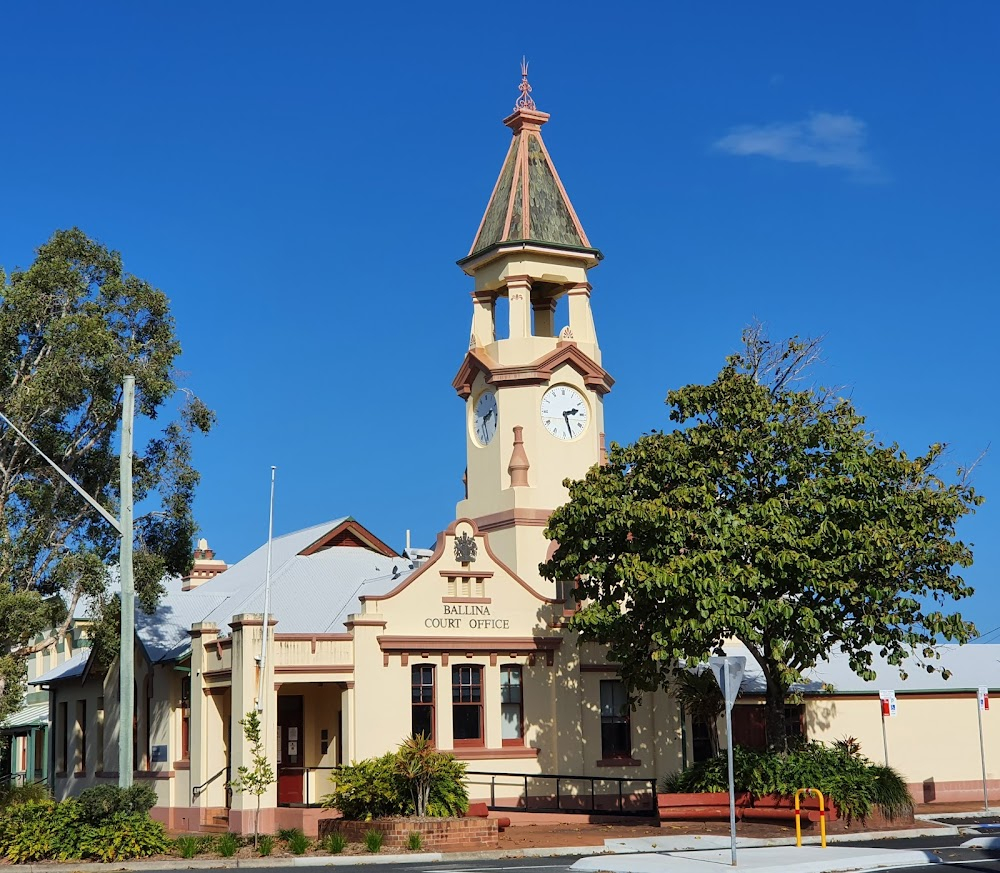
left=599, top=679, right=632, bottom=761
left=76, top=700, right=87, bottom=774
left=500, top=664, right=524, bottom=747
left=57, top=701, right=68, bottom=774
left=451, top=664, right=485, bottom=748
left=180, top=677, right=191, bottom=761
left=411, top=664, right=436, bottom=743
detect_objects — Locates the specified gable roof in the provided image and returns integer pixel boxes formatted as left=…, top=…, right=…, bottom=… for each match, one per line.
left=33, top=516, right=413, bottom=681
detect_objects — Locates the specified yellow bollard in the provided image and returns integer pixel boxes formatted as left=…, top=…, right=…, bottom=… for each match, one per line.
left=794, top=788, right=827, bottom=849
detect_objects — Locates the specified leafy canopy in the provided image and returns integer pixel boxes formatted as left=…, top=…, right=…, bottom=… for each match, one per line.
left=0, top=229, right=214, bottom=725
left=541, top=329, right=981, bottom=745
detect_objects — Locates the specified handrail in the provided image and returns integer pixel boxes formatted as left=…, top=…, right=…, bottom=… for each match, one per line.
left=465, top=769, right=657, bottom=817
left=192, top=765, right=229, bottom=803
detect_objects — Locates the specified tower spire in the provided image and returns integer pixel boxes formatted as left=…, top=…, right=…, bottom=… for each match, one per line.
left=515, top=56, right=536, bottom=112
left=462, top=62, right=600, bottom=265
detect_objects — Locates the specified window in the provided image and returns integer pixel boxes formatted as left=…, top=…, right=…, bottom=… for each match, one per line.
left=500, top=665, right=523, bottom=745
left=180, top=678, right=191, bottom=760
left=784, top=704, right=805, bottom=741
left=599, top=680, right=631, bottom=760
left=411, top=665, right=435, bottom=742
left=96, top=697, right=105, bottom=772
left=57, top=702, right=68, bottom=773
left=76, top=701, right=87, bottom=773
left=452, top=665, right=483, bottom=746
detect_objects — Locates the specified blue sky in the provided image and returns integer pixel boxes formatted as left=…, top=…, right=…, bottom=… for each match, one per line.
left=2, top=3, right=997, bottom=634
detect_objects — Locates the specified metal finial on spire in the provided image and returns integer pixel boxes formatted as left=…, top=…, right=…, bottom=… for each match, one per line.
left=515, top=56, right=536, bottom=111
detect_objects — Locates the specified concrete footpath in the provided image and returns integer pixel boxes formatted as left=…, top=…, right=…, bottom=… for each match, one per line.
left=572, top=845, right=939, bottom=873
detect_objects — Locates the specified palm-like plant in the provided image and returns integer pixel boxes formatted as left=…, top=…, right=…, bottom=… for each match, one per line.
left=674, top=668, right=725, bottom=756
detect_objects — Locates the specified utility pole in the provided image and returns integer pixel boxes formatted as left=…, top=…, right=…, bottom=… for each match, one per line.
left=0, top=376, right=136, bottom=790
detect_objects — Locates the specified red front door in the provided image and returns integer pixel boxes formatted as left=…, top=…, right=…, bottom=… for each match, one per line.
left=277, top=695, right=304, bottom=805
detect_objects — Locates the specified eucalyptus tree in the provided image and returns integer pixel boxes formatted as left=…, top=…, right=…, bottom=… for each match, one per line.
left=0, top=229, right=213, bottom=726
left=542, top=328, right=981, bottom=749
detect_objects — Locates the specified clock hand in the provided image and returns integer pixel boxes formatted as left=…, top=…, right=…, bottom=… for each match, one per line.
left=563, top=412, right=572, bottom=437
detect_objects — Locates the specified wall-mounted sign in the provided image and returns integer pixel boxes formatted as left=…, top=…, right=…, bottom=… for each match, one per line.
left=979, top=686, right=990, bottom=712
left=879, top=690, right=897, bottom=718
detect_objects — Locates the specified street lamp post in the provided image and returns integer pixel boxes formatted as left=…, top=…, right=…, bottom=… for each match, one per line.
left=0, top=376, right=136, bottom=790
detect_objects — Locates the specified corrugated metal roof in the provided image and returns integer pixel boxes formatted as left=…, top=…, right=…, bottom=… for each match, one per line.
left=723, top=643, right=1000, bottom=695
left=30, top=651, right=89, bottom=686
left=198, top=545, right=412, bottom=634
left=105, top=517, right=410, bottom=659
left=1, top=701, right=50, bottom=730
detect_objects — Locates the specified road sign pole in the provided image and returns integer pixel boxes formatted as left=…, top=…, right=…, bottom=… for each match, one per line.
left=978, top=688, right=990, bottom=813
left=724, top=697, right=737, bottom=867
left=881, top=711, right=889, bottom=766
left=709, top=656, right=745, bottom=869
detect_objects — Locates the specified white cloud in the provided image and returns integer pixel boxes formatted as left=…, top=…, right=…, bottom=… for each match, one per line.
left=714, top=112, right=877, bottom=174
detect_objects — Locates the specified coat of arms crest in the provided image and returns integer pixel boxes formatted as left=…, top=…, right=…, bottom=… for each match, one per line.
left=454, top=531, right=478, bottom=564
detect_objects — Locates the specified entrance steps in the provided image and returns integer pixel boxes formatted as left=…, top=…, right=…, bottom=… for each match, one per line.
left=201, top=808, right=230, bottom=833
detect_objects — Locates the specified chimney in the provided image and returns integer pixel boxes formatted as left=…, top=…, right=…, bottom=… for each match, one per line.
left=182, top=537, right=228, bottom=591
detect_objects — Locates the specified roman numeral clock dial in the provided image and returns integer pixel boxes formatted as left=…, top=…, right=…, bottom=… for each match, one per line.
left=540, top=385, right=589, bottom=441
left=473, top=390, right=498, bottom=446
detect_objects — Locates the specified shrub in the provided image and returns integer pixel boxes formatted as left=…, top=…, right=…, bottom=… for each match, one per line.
left=0, top=798, right=167, bottom=863
left=407, top=831, right=423, bottom=851
left=288, top=831, right=311, bottom=854
left=324, top=832, right=347, bottom=854
left=364, top=829, right=384, bottom=853
left=258, top=834, right=275, bottom=856
left=278, top=826, right=303, bottom=842
left=76, top=784, right=157, bottom=823
left=661, top=742, right=913, bottom=822
left=176, top=836, right=200, bottom=859
left=323, top=753, right=405, bottom=820
left=216, top=832, right=239, bottom=857
left=323, top=742, right=469, bottom=820
left=0, top=782, right=49, bottom=809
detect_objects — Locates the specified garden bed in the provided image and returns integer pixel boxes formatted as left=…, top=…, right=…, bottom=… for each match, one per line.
left=320, top=816, right=499, bottom=850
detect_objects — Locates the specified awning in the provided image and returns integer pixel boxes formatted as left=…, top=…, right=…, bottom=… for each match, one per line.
left=1, top=702, right=49, bottom=732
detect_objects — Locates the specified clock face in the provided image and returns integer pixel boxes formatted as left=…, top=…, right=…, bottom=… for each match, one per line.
left=540, top=385, right=589, bottom=441
left=473, top=390, right=498, bottom=446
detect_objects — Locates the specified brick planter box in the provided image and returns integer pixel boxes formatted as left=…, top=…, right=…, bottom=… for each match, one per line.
left=319, top=816, right=499, bottom=850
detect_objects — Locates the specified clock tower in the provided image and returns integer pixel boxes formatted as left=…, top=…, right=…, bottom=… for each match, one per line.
left=453, top=64, right=613, bottom=593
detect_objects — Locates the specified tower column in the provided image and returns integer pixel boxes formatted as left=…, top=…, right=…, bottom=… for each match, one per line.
left=566, top=282, right=597, bottom=344
left=471, top=292, right=495, bottom=347
left=507, top=277, right=532, bottom=339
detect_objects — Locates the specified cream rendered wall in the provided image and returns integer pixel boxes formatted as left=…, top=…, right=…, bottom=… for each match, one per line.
left=807, top=694, right=1000, bottom=796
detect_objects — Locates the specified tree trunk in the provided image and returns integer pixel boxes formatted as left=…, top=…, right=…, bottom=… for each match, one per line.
left=764, top=682, right=787, bottom=752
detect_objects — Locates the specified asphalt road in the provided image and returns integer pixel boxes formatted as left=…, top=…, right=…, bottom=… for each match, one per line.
left=136, top=834, right=1000, bottom=873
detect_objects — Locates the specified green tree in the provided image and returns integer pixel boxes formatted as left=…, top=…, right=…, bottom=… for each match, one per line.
left=228, top=710, right=275, bottom=846
left=0, top=229, right=214, bottom=726
left=541, top=328, right=982, bottom=750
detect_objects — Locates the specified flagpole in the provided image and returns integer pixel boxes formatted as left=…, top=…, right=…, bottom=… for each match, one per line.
left=256, top=467, right=276, bottom=719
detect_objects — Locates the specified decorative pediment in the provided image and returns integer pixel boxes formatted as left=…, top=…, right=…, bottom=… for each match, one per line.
left=299, top=519, right=398, bottom=558
left=452, top=341, right=614, bottom=399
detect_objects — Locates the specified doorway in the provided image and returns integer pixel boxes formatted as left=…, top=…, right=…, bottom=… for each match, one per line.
left=277, top=695, right=304, bottom=805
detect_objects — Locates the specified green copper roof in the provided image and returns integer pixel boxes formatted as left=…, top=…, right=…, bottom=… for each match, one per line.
left=468, top=108, right=596, bottom=260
